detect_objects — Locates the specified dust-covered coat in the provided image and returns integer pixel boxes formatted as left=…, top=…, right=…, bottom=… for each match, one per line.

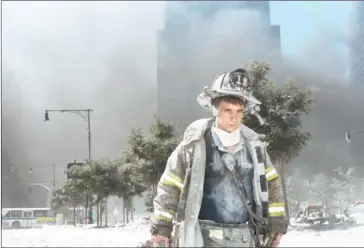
left=151, top=118, right=288, bottom=247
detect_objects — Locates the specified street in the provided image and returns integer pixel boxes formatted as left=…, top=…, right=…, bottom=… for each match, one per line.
left=2, top=217, right=364, bottom=247
left=1, top=218, right=150, bottom=247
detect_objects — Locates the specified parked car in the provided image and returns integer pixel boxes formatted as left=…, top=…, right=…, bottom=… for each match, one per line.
left=295, top=204, right=329, bottom=224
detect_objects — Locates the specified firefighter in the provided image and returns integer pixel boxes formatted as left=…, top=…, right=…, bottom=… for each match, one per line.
left=149, top=68, right=288, bottom=247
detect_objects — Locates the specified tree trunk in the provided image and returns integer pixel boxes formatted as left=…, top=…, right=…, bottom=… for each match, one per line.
left=152, top=184, right=158, bottom=198
left=88, top=206, right=93, bottom=224
left=123, top=205, right=126, bottom=224
left=85, top=194, right=88, bottom=225
left=130, top=198, right=134, bottom=221
left=105, top=197, right=108, bottom=227
left=100, top=201, right=103, bottom=227
left=277, top=158, right=290, bottom=224
left=126, top=202, right=129, bottom=224
left=123, top=196, right=130, bottom=223
left=96, top=198, right=100, bottom=227
left=123, top=196, right=132, bottom=223
left=73, top=205, right=76, bottom=227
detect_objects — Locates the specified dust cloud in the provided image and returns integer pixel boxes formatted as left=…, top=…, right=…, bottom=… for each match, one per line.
left=2, top=1, right=363, bottom=208
left=2, top=1, right=164, bottom=207
left=156, top=1, right=364, bottom=180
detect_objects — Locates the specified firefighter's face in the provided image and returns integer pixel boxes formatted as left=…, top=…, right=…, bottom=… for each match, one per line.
left=216, top=100, right=244, bottom=133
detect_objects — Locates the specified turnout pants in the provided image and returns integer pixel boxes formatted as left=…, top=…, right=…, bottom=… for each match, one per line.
left=199, top=220, right=254, bottom=247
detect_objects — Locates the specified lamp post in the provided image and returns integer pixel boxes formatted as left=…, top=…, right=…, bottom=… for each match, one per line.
left=345, top=129, right=364, bottom=143
left=28, top=164, right=57, bottom=192
left=6, top=166, right=55, bottom=204
left=44, top=108, right=93, bottom=224
left=29, top=182, right=52, bottom=193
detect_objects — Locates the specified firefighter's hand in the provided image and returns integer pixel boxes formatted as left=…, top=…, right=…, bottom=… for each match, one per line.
left=272, top=233, right=284, bottom=247
left=151, top=235, right=170, bottom=247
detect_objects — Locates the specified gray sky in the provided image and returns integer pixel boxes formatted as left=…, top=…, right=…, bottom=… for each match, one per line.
left=2, top=1, right=363, bottom=207
left=3, top=1, right=165, bottom=170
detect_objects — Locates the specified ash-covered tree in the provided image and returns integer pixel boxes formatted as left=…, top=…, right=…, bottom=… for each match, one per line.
left=244, top=61, right=314, bottom=218
left=48, top=181, right=89, bottom=225
left=48, top=183, right=85, bottom=212
left=124, top=116, right=180, bottom=212
left=112, top=160, right=146, bottom=223
left=245, top=61, right=313, bottom=164
left=284, top=176, right=305, bottom=216
left=330, top=166, right=358, bottom=213
left=85, top=159, right=122, bottom=227
left=48, top=164, right=93, bottom=225
left=307, top=173, right=333, bottom=209
left=58, top=161, right=117, bottom=227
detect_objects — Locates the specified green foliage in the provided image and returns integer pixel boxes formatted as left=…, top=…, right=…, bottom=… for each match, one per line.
left=284, top=176, right=302, bottom=215
left=86, top=160, right=118, bottom=201
left=330, top=166, right=358, bottom=213
left=67, top=164, right=92, bottom=194
left=124, top=116, right=180, bottom=211
left=143, top=188, right=156, bottom=212
left=293, top=166, right=361, bottom=213
left=113, top=160, right=146, bottom=199
left=48, top=180, right=86, bottom=211
left=126, top=116, right=180, bottom=187
left=244, top=61, right=314, bottom=164
left=48, top=158, right=146, bottom=216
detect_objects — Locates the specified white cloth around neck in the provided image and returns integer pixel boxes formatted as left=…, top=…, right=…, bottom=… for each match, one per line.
left=211, top=123, right=241, bottom=147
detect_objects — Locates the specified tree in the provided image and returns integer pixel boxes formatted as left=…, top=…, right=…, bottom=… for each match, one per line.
left=125, top=61, right=313, bottom=215
left=60, top=161, right=109, bottom=227
left=48, top=181, right=87, bottom=226
left=124, top=116, right=180, bottom=211
left=244, top=61, right=314, bottom=164
left=48, top=183, right=85, bottom=211
left=330, top=166, right=357, bottom=213
left=307, top=173, right=333, bottom=208
left=52, top=157, right=147, bottom=227
left=112, top=160, right=146, bottom=223
left=244, top=61, right=314, bottom=219
left=85, top=159, right=122, bottom=227
left=285, top=176, right=302, bottom=216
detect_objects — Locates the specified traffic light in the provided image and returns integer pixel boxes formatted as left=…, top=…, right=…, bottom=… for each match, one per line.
left=66, top=162, right=85, bottom=179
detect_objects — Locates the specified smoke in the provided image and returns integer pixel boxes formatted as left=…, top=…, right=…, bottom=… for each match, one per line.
left=157, top=1, right=364, bottom=179
left=2, top=1, right=165, bottom=207
left=2, top=1, right=362, bottom=207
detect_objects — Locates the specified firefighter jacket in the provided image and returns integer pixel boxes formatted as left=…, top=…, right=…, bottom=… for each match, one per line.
left=150, top=118, right=288, bottom=247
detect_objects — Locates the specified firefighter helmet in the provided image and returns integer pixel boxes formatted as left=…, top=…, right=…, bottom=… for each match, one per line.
left=197, top=68, right=261, bottom=114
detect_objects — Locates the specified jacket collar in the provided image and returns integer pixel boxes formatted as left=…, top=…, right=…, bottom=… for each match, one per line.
left=182, top=118, right=260, bottom=146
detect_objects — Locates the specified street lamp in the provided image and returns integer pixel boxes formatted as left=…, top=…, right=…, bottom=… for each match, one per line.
left=44, top=110, right=50, bottom=121
left=44, top=108, right=93, bottom=224
left=345, top=130, right=351, bottom=143
left=345, top=129, right=364, bottom=143
left=6, top=166, right=33, bottom=176
left=28, top=164, right=57, bottom=190
left=28, top=182, right=52, bottom=193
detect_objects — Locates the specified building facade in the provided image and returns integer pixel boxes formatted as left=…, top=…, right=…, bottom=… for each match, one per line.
left=157, top=1, right=281, bottom=129
left=350, top=1, right=364, bottom=87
